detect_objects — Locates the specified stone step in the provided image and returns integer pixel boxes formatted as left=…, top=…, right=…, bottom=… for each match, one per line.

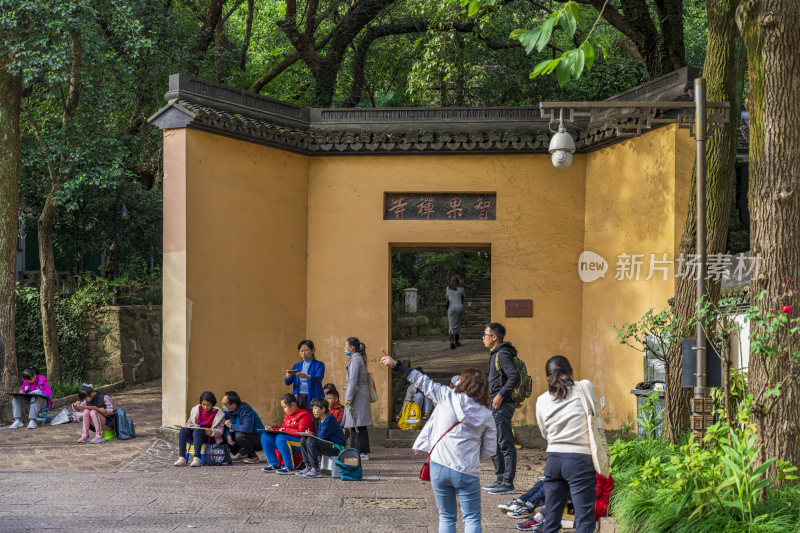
left=389, top=429, right=421, bottom=440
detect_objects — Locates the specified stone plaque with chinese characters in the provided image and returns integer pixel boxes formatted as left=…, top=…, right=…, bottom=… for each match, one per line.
left=384, top=193, right=496, bottom=220
left=505, top=299, right=533, bottom=317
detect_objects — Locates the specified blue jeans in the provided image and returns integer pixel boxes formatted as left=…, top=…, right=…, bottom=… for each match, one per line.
left=520, top=480, right=545, bottom=508
left=260, top=432, right=302, bottom=468
left=430, top=461, right=482, bottom=533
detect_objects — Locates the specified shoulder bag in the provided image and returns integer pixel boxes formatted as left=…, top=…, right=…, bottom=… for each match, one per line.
left=575, top=380, right=610, bottom=477
left=419, top=420, right=461, bottom=481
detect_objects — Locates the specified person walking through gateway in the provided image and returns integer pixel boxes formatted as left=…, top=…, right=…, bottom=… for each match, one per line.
left=482, top=322, right=520, bottom=495
left=446, top=275, right=465, bottom=349
left=533, top=355, right=598, bottom=533
left=380, top=349, right=496, bottom=533
left=342, top=337, right=372, bottom=459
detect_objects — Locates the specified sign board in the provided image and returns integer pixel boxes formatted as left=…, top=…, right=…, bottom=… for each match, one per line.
left=384, top=193, right=496, bottom=220
left=505, top=299, right=532, bottom=317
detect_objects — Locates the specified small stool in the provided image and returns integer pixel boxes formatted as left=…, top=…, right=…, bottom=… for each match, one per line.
left=320, top=455, right=339, bottom=478
left=36, top=406, right=50, bottom=425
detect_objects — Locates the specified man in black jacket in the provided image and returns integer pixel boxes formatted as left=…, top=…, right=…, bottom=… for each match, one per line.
left=483, top=322, right=520, bottom=495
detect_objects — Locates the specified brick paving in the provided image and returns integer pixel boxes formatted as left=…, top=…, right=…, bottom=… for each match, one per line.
left=0, top=381, right=549, bottom=532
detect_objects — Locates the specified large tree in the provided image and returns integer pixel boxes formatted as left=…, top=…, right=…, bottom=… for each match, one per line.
left=574, top=0, right=686, bottom=77
left=664, top=0, right=746, bottom=438
left=0, top=53, right=21, bottom=394
left=738, top=0, right=800, bottom=470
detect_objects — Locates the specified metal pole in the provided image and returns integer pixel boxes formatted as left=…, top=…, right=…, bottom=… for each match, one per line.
left=694, top=78, right=708, bottom=435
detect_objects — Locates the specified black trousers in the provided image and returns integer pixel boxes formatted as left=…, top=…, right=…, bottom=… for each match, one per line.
left=230, top=431, right=260, bottom=458
left=348, top=426, right=370, bottom=455
left=491, top=401, right=517, bottom=484
left=179, top=427, right=210, bottom=457
left=542, top=453, right=596, bottom=533
left=300, top=437, right=340, bottom=470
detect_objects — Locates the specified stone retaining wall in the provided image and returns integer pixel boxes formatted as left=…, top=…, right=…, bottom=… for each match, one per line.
left=393, top=314, right=449, bottom=339
left=85, top=305, right=162, bottom=384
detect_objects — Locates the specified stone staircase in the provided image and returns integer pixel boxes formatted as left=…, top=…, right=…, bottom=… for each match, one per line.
left=385, top=428, right=421, bottom=448
left=459, top=277, right=491, bottom=339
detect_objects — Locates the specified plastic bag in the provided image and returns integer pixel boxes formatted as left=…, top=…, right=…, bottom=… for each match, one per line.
left=50, top=408, right=72, bottom=425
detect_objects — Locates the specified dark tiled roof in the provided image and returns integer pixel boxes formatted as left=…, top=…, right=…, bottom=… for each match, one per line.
left=149, top=67, right=748, bottom=156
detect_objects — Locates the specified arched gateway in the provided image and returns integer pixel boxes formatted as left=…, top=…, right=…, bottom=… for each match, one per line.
left=150, top=67, right=699, bottom=435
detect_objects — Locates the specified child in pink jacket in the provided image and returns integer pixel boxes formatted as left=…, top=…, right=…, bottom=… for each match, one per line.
left=8, top=367, right=53, bottom=430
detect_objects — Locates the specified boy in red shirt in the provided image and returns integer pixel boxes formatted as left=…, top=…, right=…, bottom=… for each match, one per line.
left=260, top=393, right=314, bottom=474
left=323, top=384, right=345, bottom=424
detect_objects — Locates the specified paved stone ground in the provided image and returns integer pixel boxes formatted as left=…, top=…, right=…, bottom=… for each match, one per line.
left=0, top=380, right=162, bottom=471
left=393, top=339, right=488, bottom=376
left=0, top=380, right=551, bottom=532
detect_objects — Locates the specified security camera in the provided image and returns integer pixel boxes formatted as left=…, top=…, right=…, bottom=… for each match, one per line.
left=551, top=150, right=573, bottom=170
left=548, top=126, right=576, bottom=170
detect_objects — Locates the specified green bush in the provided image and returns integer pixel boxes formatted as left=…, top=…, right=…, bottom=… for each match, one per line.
left=609, top=405, right=800, bottom=533
left=15, top=280, right=114, bottom=386
left=14, top=271, right=161, bottom=391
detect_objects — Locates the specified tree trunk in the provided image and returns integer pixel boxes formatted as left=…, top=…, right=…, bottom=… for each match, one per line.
left=663, top=362, right=674, bottom=442
left=583, top=0, right=686, bottom=78
left=238, top=0, right=254, bottom=70
left=37, top=194, right=61, bottom=382
left=0, top=56, right=21, bottom=396
left=738, top=0, right=800, bottom=472
left=190, top=0, right=226, bottom=75
left=664, top=0, right=746, bottom=439
left=309, top=0, right=396, bottom=107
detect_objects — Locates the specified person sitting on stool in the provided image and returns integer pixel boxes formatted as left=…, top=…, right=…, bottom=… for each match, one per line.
left=8, top=367, right=53, bottom=430
left=175, top=391, right=225, bottom=467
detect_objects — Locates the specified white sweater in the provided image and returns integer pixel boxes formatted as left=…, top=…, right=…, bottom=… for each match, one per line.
left=535, top=379, right=594, bottom=455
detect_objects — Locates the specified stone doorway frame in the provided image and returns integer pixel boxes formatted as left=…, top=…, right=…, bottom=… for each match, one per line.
left=387, top=242, right=491, bottom=418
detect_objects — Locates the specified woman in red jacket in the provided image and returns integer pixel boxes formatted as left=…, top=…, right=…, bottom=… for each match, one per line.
left=260, top=394, right=314, bottom=474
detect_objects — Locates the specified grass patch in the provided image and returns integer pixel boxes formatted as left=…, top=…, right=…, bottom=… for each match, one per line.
left=610, top=435, right=800, bottom=533
left=50, top=377, right=118, bottom=399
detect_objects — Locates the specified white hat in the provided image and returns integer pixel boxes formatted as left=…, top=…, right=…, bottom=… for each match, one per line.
left=450, top=375, right=460, bottom=387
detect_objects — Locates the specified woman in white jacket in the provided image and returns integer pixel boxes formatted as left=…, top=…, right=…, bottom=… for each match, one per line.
left=381, top=350, right=496, bottom=533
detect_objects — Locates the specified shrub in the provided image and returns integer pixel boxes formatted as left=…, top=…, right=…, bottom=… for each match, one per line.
left=609, top=403, right=800, bottom=533
left=14, top=271, right=161, bottom=389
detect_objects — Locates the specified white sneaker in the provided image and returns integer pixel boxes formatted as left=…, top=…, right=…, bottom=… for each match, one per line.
left=360, top=454, right=369, bottom=461
left=498, top=500, right=523, bottom=512
left=27, top=420, right=37, bottom=429
left=8, top=420, right=23, bottom=429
